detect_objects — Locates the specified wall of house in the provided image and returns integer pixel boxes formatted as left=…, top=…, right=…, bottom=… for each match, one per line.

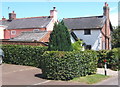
left=101, top=23, right=111, bottom=50
left=73, top=29, right=102, bottom=50
left=0, top=40, right=47, bottom=46
left=46, top=19, right=54, bottom=31
left=4, top=28, right=46, bottom=39
left=70, top=35, right=76, bottom=43
left=0, top=26, right=5, bottom=39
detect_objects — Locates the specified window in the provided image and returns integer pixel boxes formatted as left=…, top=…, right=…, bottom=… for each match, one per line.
left=33, top=29, right=40, bottom=32
left=85, top=45, right=91, bottom=50
left=11, top=30, right=16, bottom=35
left=84, top=29, right=91, bottom=35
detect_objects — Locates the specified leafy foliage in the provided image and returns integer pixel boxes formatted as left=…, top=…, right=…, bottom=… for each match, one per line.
left=41, top=51, right=98, bottom=80
left=97, top=48, right=120, bottom=70
left=48, top=21, right=73, bottom=51
left=111, top=26, right=120, bottom=48
left=72, top=40, right=83, bottom=51
left=2, top=45, right=47, bottom=68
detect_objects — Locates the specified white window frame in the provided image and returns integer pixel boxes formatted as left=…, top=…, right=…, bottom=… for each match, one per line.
left=33, top=29, right=40, bottom=32
left=11, top=30, right=16, bottom=35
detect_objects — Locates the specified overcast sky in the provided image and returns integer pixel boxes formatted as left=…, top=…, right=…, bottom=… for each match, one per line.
left=1, top=2, right=118, bottom=26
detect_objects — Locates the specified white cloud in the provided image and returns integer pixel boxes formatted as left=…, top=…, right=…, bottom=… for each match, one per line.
left=110, top=12, right=118, bottom=26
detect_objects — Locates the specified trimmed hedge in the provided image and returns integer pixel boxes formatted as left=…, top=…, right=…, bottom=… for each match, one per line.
left=2, top=45, right=47, bottom=68
left=41, top=51, right=98, bottom=80
left=97, top=48, right=120, bottom=70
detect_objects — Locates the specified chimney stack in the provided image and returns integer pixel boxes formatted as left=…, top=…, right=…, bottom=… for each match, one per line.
left=2, top=16, right=6, bottom=20
left=50, top=7, right=57, bottom=22
left=9, top=11, right=16, bottom=20
left=103, top=2, right=109, bottom=19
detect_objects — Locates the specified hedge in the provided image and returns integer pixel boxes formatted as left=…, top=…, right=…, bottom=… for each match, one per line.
left=2, top=44, right=47, bottom=68
left=97, top=48, right=120, bottom=70
left=41, top=51, right=98, bottom=80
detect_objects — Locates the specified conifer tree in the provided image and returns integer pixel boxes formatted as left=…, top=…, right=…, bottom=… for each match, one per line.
left=48, top=21, right=73, bottom=51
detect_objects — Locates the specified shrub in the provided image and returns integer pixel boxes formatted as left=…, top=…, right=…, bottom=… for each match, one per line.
left=97, top=50, right=108, bottom=68
left=41, top=51, right=98, bottom=80
left=97, top=48, right=120, bottom=70
left=72, top=40, right=83, bottom=51
left=2, top=44, right=47, bottom=68
left=107, top=48, right=120, bottom=70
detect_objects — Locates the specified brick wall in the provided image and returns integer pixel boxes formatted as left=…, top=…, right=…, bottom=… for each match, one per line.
left=4, top=28, right=46, bottom=39
left=0, top=40, right=48, bottom=46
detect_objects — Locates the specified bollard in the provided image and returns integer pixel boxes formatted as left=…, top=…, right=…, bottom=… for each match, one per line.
left=104, top=59, right=107, bottom=76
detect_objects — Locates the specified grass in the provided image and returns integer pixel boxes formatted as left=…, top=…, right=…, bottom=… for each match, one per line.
left=71, top=74, right=110, bottom=84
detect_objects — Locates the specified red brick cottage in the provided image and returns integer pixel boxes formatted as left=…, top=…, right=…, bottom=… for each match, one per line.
left=0, top=7, right=57, bottom=41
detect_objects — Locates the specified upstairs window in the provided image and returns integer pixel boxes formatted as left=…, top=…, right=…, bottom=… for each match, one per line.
left=84, top=29, right=91, bottom=35
left=11, top=30, right=16, bottom=35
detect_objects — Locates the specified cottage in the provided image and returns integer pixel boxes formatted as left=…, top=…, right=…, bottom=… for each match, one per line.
left=0, top=7, right=57, bottom=42
left=64, top=2, right=113, bottom=50
left=0, top=25, right=7, bottom=39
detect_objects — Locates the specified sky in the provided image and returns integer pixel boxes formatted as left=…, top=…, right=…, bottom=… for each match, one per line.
left=0, top=1, right=118, bottom=26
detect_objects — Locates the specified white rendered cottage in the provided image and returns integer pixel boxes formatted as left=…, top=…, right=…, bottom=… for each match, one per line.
left=64, top=2, right=113, bottom=50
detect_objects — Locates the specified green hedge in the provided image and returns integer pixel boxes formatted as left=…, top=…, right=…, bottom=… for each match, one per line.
left=97, top=48, right=120, bottom=70
left=2, top=45, right=47, bottom=68
left=41, top=51, right=98, bottom=80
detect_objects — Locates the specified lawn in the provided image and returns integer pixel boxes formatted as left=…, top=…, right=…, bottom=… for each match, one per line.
left=71, top=74, right=110, bottom=84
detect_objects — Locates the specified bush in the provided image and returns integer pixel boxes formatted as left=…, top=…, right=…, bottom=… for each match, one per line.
left=97, top=48, right=120, bottom=70
left=2, top=44, right=47, bottom=68
left=72, top=40, right=83, bottom=51
left=41, top=51, right=98, bottom=80
left=107, top=48, right=120, bottom=70
left=97, top=50, right=108, bottom=68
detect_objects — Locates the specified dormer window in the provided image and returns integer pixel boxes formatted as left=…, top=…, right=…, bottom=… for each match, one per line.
left=84, top=29, right=91, bottom=35
left=33, top=29, right=40, bottom=32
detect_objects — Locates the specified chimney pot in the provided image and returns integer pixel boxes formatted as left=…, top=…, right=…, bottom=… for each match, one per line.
left=9, top=11, right=16, bottom=20
left=2, top=16, right=6, bottom=20
left=53, top=7, right=56, bottom=10
left=105, top=2, right=107, bottom=6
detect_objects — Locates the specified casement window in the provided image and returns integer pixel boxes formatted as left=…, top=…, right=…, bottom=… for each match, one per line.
left=33, top=29, right=40, bottom=32
left=85, top=45, right=91, bottom=50
left=11, top=30, right=16, bottom=35
left=84, top=29, right=91, bottom=35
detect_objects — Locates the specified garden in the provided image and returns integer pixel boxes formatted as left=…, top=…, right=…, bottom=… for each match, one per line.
left=1, top=21, right=120, bottom=81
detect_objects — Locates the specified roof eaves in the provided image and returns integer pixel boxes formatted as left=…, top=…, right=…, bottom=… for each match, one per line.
left=72, top=27, right=102, bottom=30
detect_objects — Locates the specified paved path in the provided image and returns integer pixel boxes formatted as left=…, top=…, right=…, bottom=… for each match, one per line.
left=2, top=64, right=86, bottom=85
left=95, top=68, right=119, bottom=86
left=1, top=64, right=119, bottom=86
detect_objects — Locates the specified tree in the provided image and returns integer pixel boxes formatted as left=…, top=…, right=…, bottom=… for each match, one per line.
left=111, top=26, right=120, bottom=48
left=48, top=21, right=73, bottom=51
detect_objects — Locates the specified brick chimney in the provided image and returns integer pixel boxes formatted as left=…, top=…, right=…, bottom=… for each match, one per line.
left=103, top=2, right=109, bottom=20
left=9, top=11, right=16, bottom=20
left=2, top=16, right=6, bottom=20
left=50, top=7, right=57, bottom=22
left=103, top=2, right=111, bottom=50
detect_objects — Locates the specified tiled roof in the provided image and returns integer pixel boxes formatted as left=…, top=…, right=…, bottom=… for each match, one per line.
left=40, top=31, right=51, bottom=42
left=63, top=16, right=106, bottom=29
left=0, top=16, right=52, bottom=29
left=10, top=31, right=50, bottom=42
